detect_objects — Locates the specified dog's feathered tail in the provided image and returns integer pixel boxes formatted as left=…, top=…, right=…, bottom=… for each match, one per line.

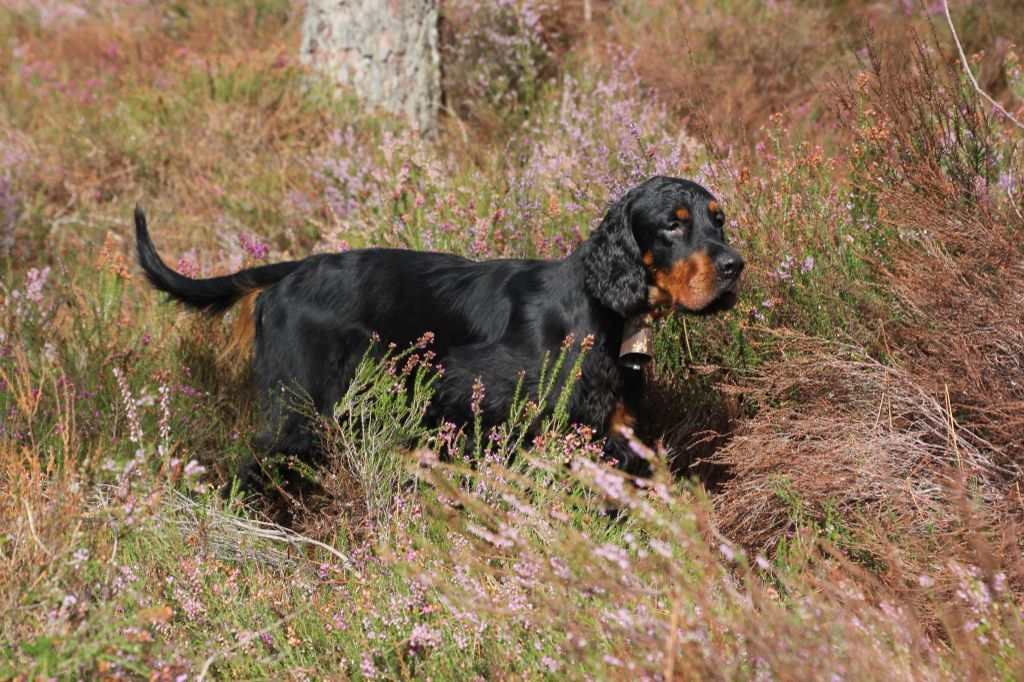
left=134, top=205, right=299, bottom=315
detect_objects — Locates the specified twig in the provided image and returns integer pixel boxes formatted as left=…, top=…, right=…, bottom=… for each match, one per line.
left=168, top=491, right=357, bottom=573
left=23, top=499, right=52, bottom=557
left=941, top=0, right=1024, bottom=132
left=682, top=319, right=694, bottom=365
left=663, top=596, right=682, bottom=681
left=90, top=485, right=357, bottom=573
left=874, top=372, right=888, bottom=430
left=906, top=478, right=926, bottom=517
left=438, top=103, right=469, bottom=144
left=943, top=383, right=964, bottom=472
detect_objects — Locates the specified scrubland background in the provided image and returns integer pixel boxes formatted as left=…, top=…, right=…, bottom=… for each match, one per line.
left=2, top=0, right=1024, bottom=678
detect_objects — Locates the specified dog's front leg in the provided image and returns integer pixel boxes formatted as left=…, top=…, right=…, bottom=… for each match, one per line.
left=603, top=402, right=655, bottom=477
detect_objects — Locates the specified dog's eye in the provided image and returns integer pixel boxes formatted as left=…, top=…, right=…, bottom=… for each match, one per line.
left=665, top=221, right=687, bottom=236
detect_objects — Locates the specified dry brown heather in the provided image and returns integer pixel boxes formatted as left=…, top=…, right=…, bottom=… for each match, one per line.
left=1, top=0, right=1023, bottom=679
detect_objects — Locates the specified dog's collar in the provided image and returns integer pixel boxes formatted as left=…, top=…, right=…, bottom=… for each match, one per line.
left=618, top=283, right=675, bottom=369
left=619, top=313, right=656, bottom=370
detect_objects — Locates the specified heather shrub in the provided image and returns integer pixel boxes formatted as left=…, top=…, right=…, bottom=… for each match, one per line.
left=440, top=0, right=570, bottom=134
left=0, top=133, right=29, bottom=257
left=299, top=336, right=441, bottom=538
left=831, top=28, right=1024, bottom=460
left=301, top=334, right=594, bottom=541
left=607, top=0, right=842, bottom=142
left=310, top=58, right=703, bottom=265
left=1007, top=47, right=1024, bottom=102
left=410, top=444, right=1024, bottom=679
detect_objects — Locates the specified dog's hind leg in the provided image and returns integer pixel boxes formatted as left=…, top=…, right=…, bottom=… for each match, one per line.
left=242, top=324, right=373, bottom=494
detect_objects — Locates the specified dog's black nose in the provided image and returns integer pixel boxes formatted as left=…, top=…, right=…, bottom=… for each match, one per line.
left=715, top=252, right=745, bottom=279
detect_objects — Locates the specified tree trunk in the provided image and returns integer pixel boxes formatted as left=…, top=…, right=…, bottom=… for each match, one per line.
left=300, top=0, right=440, bottom=133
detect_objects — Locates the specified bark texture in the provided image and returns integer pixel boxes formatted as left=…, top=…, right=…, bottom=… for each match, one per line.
left=301, top=0, right=440, bottom=132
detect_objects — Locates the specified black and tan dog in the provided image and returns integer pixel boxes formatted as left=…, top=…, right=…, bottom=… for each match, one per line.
left=136, top=176, right=743, bottom=476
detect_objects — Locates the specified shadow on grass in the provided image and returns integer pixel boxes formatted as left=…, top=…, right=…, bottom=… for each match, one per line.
left=640, top=369, right=746, bottom=492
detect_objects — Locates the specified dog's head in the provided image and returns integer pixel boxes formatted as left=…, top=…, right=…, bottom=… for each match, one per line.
left=585, top=176, right=744, bottom=317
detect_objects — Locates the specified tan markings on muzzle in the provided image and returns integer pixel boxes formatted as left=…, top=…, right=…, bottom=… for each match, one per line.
left=651, top=251, right=718, bottom=311
left=608, top=402, right=637, bottom=436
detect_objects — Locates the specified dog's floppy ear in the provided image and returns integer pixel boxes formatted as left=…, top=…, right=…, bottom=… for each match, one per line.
left=584, top=192, right=648, bottom=317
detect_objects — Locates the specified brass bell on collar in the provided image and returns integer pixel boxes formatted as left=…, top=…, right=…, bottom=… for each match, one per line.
left=619, top=314, right=654, bottom=370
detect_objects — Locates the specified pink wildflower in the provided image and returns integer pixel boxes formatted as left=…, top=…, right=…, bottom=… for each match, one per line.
left=236, top=233, right=269, bottom=262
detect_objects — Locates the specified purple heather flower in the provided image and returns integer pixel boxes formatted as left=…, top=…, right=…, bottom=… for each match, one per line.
left=236, top=233, right=269, bottom=262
